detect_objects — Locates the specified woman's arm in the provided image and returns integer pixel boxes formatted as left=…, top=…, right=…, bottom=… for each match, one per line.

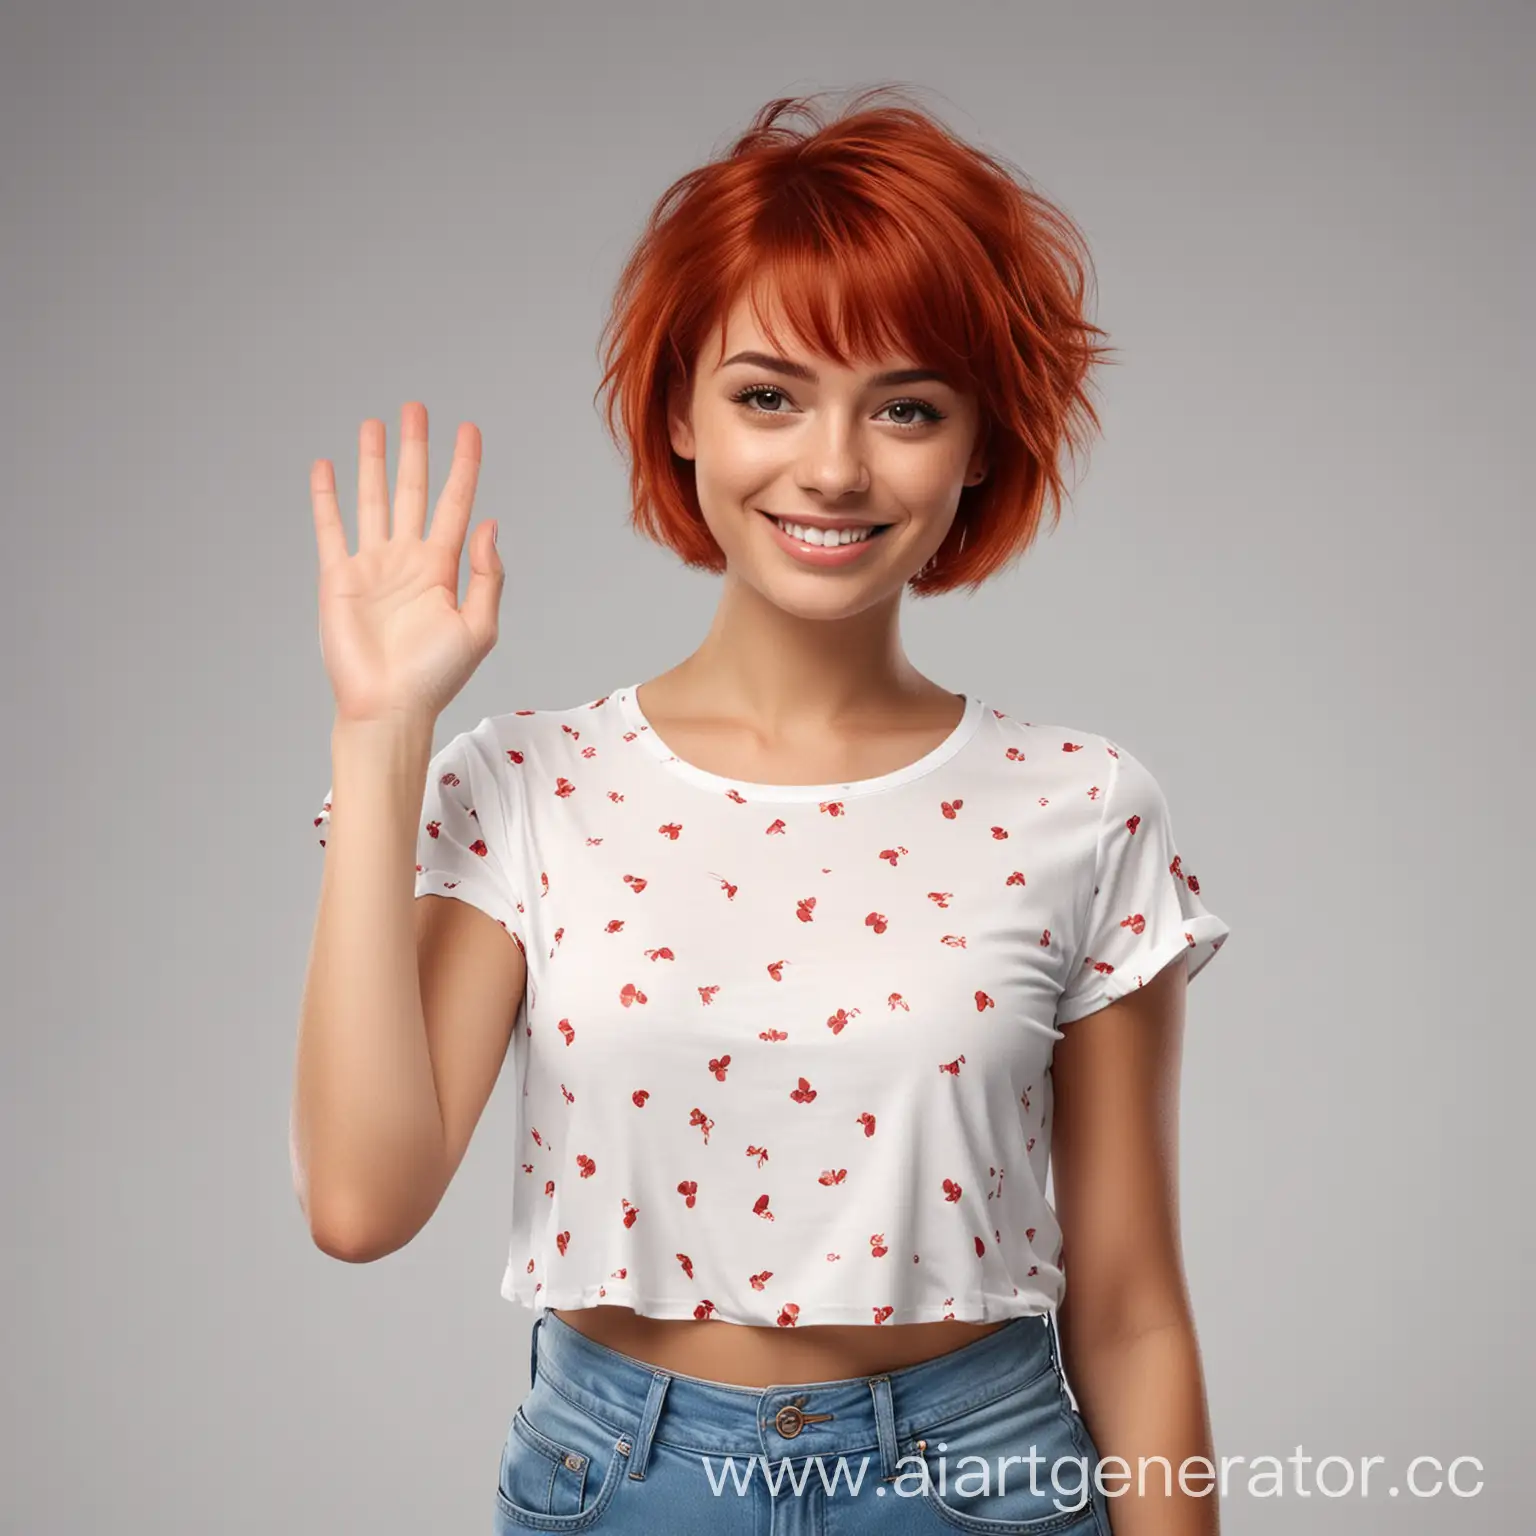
left=1049, top=954, right=1221, bottom=1534
left=294, top=408, right=522, bottom=1261
left=292, top=715, right=447, bottom=1255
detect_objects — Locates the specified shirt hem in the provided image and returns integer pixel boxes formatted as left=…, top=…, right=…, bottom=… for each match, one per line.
left=501, top=1269, right=1058, bottom=1326
left=413, top=867, right=527, bottom=948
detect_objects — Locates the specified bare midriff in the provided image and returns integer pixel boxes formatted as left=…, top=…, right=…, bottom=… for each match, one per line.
left=549, top=1306, right=1016, bottom=1386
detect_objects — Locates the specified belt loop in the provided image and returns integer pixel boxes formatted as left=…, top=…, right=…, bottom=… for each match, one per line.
left=868, top=1374, right=902, bottom=1482
left=624, top=1371, right=671, bottom=1481
left=529, top=1314, right=543, bottom=1389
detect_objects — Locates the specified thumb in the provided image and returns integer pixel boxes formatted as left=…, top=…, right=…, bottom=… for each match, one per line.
left=460, top=520, right=503, bottom=651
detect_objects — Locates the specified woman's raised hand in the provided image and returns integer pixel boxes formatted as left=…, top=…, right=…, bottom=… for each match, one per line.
left=312, top=403, right=503, bottom=726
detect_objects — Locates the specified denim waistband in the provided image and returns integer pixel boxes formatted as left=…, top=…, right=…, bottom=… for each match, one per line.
left=526, top=1308, right=1060, bottom=1483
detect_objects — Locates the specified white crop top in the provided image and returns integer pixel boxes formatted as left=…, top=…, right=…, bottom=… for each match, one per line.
left=313, top=685, right=1230, bottom=1327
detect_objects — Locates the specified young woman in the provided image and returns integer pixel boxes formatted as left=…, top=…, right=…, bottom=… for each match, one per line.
left=297, top=87, right=1230, bottom=1535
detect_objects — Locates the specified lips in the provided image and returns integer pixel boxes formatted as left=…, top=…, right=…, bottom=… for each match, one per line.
left=757, top=508, right=895, bottom=567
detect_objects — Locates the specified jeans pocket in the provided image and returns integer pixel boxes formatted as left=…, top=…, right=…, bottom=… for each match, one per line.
left=496, top=1379, right=631, bottom=1532
left=901, top=1361, right=1102, bottom=1533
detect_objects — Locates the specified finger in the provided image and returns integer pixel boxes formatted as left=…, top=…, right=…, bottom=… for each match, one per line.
left=393, top=401, right=429, bottom=540
left=311, top=459, right=349, bottom=572
left=357, top=418, right=389, bottom=548
left=427, top=421, right=482, bottom=554
left=458, top=519, right=504, bottom=653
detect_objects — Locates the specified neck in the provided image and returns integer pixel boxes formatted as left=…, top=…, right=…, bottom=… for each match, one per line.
left=659, top=570, right=943, bottom=730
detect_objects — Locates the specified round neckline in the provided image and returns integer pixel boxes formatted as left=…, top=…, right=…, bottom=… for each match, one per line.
left=614, top=683, right=986, bottom=802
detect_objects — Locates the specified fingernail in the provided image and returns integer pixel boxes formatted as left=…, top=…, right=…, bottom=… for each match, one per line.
left=491, top=521, right=499, bottom=547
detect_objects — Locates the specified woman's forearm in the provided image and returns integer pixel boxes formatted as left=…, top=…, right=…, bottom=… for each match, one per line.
left=1063, top=1319, right=1220, bottom=1535
left=291, top=714, right=447, bottom=1258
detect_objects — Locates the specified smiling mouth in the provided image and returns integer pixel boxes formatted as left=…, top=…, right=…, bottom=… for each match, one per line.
left=758, top=510, right=894, bottom=547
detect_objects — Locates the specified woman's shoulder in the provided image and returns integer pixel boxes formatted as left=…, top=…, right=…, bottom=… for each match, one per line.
left=981, top=709, right=1215, bottom=839
left=981, top=700, right=1119, bottom=760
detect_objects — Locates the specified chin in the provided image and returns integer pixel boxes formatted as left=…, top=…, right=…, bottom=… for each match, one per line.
left=745, top=566, right=908, bottom=621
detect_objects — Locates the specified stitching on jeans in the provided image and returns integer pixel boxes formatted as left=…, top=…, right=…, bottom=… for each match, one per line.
left=909, top=1353, right=1059, bottom=1438
left=513, top=1405, right=583, bottom=1467
left=528, top=1374, right=629, bottom=1442
left=498, top=1410, right=629, bottom=1529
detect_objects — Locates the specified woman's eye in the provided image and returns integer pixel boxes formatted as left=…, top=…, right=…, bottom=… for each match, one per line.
left=734, top=386, right=790, bottom=413
left=878, top=399, right=944, bottom=427
left=732, top=386, right=943, bottom=429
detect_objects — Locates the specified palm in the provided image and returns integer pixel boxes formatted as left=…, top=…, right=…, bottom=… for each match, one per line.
left=320, top=540, right=474, bottom=719
left=311, top=405, right=502, bottom=724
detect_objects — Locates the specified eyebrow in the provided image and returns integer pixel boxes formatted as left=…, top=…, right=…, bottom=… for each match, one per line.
left=719, top=350, right=953, bottom=389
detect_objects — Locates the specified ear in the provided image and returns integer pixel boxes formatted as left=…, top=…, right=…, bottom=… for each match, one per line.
left=667, top=381, right=696, bottom=461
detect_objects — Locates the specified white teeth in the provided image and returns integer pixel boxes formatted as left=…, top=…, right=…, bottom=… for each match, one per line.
left=773, top=517, right=876, bottom=547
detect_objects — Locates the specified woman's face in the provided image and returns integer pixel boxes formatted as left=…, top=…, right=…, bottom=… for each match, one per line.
left=668, top=290, right=987, bottom=619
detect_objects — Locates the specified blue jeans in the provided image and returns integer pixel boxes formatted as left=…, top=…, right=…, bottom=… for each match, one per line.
left=494, top=1308, right=1114, bottom=1533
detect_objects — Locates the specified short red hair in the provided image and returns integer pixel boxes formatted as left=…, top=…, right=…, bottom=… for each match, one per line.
left=593, top=85, right=1115, bottom=595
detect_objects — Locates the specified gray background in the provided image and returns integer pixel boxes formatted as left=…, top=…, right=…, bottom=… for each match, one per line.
left=3, top=1, right=1530, bottom=1531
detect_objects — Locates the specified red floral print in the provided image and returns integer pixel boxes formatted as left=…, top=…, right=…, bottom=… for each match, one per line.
left=311, top=687, right=1230, bottom=1327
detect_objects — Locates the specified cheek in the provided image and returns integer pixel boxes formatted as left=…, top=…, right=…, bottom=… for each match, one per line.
left=893, top=453, right=968, bottom=507
left=697, top=425, right=782, bottom=489
left=693, top=450, right=781, bottom=538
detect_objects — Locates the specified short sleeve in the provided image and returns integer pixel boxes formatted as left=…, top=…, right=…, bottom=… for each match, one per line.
left=1054, top=741, right=1230, bottom=1027
left=313, top=717, right=529, bottom=953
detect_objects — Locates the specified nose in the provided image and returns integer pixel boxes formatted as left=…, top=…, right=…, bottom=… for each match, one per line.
left=793, top=415, right=871, bottom=500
